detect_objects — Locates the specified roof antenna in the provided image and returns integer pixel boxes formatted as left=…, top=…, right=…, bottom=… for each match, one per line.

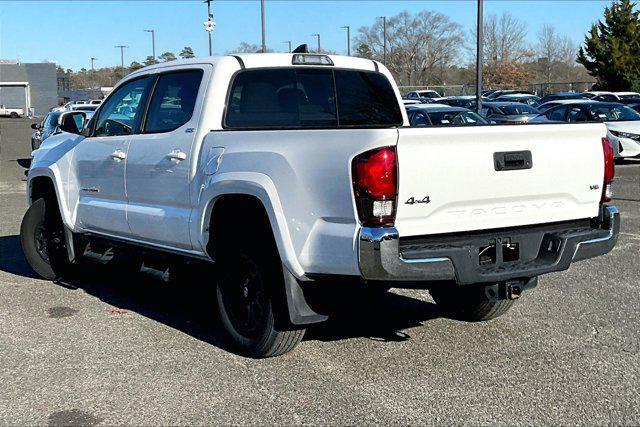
left=292, top=44, right=309, bottom=54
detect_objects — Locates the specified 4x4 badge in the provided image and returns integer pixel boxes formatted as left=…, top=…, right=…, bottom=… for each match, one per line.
left=405, top=196, right=431, bottom=205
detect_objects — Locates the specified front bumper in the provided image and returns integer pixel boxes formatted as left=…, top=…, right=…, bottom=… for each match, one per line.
left=359, top=205, right=619, bottom=285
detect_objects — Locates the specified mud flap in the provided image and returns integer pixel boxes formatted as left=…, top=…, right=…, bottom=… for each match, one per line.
left=282, top=265, right=328, bottom=326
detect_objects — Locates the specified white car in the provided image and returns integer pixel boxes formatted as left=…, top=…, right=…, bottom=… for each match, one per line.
left=532, top=100, right=640, bottom=158
left=22, top=53, right=619, bottom=358
left=0, top=104, right=24, bottom=118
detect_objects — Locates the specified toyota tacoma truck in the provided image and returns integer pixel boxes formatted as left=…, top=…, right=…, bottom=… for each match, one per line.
left=22, top=52, right=619, bottom=358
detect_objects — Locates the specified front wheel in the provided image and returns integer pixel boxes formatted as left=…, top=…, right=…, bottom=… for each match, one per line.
left=217, top=252, right=304, bottom=358
left=430, top=285, right=515, bottom=322
left=20, top=197, right=69, bottom=280
left=10, top=112, right=19, bottom=118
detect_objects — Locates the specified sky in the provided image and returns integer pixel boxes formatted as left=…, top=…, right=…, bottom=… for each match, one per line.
left=0, top=0, right=611, bottom=71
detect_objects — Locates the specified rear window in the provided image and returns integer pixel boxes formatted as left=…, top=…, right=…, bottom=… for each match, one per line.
left=225, top=68, right=402, bottom=129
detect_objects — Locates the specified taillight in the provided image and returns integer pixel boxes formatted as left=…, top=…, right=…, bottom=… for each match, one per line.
left=352, top=147, right=398, bottom=227
left=601, top=137, right=615, bottom=202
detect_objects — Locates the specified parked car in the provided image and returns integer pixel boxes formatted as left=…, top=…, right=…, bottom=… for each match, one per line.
left=486, top=90, right=533, bottom=100
left=494, top=93, right=541, bottom=107
left=627, top=103, right=640, bottom=114
left=438, top=96, right=489, bottom=109
left=405, top=90, right=442, bottom=100
left=30, top=110, right=94, bottom=151
left=532, top=100, right=640, bottom=158
left=0, top=104, right=24, bottom=118
left=538, top=92, right=590, bottom=105
left=406, top=104, right=489, bottom=126
left=536, top=98, right=593, bottom=113
left=22, top=53, right=619, bottom=358
left=480, top=102, right=541, bottom=124
left=614, top=91, right=640, bottom=100
left=70, top=104, right=99, bottom=112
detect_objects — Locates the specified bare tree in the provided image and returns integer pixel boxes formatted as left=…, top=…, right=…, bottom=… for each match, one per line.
left=535, top=24, right=581, bottom=83
left=355, top=10, right=464, bottom=86
left=482, top=12, right=530, bottom=63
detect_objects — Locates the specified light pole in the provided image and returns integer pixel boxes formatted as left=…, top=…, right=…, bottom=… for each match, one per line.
left=377, top=16, right=387, bottom=65
left=90, top=57, right=97, bottom=72
left=144, top=29, right=156, bottom=64
left=283, top=41, right=292, bottom=53
left=115, top=45, right=128, bottom=76
left=261, top=0, right=266, bottom=53
left=341, top=26, right=350, bottom=56
left=204, top=0, right=213, bottom=55
left=312, top=34, right=321, bottom=53
left=476, top=0, right=484, bottom=113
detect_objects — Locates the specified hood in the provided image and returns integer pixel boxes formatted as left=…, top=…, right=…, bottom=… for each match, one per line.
left=31, top=132, right=84, bottom=164
left=605, top=120, right=640, bottom=134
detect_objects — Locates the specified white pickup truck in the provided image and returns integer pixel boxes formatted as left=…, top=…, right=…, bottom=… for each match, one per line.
left=0, top=104, right=24, bottom=118
left=22, top=52, right=619, bottom=358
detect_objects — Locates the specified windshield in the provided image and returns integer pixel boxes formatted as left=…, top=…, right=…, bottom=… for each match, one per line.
left=418, top=91, right=439, bottom=98
left=495, top=105, right=540, bottom=115
left=426, top=110, right=489, bottom=126
left=587, top=104, right=640, bottom=122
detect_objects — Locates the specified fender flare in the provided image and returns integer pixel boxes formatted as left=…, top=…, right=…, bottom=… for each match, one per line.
left=196, top=171, right=306, bottom=279
left=27, top=165, right=74, bottom=231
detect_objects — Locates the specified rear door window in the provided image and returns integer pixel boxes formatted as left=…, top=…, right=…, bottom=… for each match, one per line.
left=225, top=68, right=402, bottom=129
left=144, top=70, right=203, bottom=133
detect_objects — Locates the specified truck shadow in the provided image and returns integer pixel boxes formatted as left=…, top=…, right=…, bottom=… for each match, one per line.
left=0, top=234, right=441, bottom=351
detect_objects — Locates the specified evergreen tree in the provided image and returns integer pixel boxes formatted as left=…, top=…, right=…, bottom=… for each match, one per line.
left=144, top=56, right=156, bottom=66
left=129, top=61, right=144, bottom=71
left=179, top=46, right=195, bottom=59
left=158, top=52, right=177, bottom=62
left=577, top=0, right=640, bottom=90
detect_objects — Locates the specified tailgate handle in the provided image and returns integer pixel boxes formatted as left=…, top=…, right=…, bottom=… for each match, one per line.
left=494, top=151, right=532, bottom=171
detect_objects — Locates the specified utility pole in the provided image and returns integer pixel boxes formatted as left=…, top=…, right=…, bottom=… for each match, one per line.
left=115, top=45, right=128, bottom=77
left=283, top=41, right=292, bottom=53
left=378, top=16, right=387, bottom=65
left=90, top=57, right=97, bottom=72
left=261, top=0, right=267, bottom=53
left=204, top=0, right=213, bottom=55
left=144, top=29, right=156, bottom=64
left=341, top=26, right=350, bottom=56
left=476, top=0, right=484, bottom=113
left=312, top=34, right=321, bottom=53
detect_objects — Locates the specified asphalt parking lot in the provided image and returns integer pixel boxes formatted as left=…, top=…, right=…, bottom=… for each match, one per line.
left=1, top=118, right=639, bottom=425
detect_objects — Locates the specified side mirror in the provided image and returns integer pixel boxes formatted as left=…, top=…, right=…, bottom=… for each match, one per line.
left=30, top=123, right=40, bottom=130
left=58, top=111, right=86, bottom=135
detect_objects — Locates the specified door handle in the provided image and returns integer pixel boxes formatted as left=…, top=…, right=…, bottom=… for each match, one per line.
left=167, top=149, right=187, bottom=161
left=111, top=150, right=126, bottom=160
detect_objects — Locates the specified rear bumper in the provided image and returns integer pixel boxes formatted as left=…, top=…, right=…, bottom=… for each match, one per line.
left=358, top=205, right=619, bottom=285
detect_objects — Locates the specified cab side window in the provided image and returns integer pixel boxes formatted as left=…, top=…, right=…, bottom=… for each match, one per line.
left=410, top=112, right=431, bottom=126
left=144, top=70, right=204, bottom=133
left=93, top=77, right=153, bottom=137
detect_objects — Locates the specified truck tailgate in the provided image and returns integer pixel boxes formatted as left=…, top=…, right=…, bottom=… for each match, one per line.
left=395, top=123, right=607, bottom=237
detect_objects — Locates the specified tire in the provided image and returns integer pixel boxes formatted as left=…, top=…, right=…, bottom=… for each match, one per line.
left=430, top=285, right=515, bottom=322
left=216, top=248, right=305, bottom=358
left=20, top=197, right=69, bottom=280
left=10, top=112, right=18, bottom=118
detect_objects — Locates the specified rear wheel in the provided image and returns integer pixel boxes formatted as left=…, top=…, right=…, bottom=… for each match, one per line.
left=430, top=285, right=515, bottom=322
left=10, top=112, right=18, bottom=118
left=217, top=250, right=305, bottom=358
left=20, top=197, right=70, bottom=280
